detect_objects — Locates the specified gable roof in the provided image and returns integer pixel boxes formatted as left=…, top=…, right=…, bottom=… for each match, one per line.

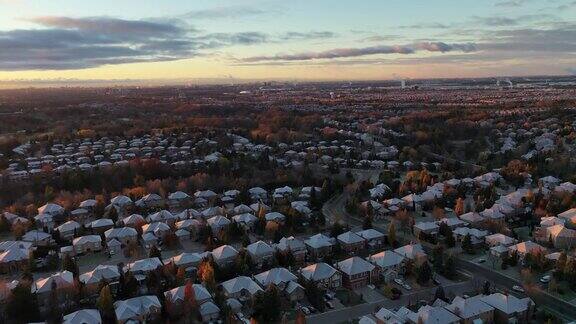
left=301, top=262, right=338, bottom=281
left=337, top=256, right=375, bottom=275
left=254, top=267, right=297, bottom=287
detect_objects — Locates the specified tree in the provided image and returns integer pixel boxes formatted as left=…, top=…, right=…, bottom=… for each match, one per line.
left=461, top=234, right=474, bottom=254
left=417, top=262, right=432, bottom=285
left=198, top=259, right=216, bottom=292
left=252, top=286, right=282, bottom=323
left=62, top=254, right=79, bottom=276
left=6, top=283, right=40, bottom=322
left=176, top=267, right=186, bottom=286
left=106, top=206, right=119, bottom=223
left=120, top=271, right=138, bottom=298
left=443, top=227, right=455, bottom=248
left=330, top=222, right=345, bottom=237
left=454, top=198, right=465, bottom=216
left=483, top=280, right=491, bottom=295
left=183, top=280, right=199, bottom=322
left=97, top=284, right=115, bottom=322
left=388, top=222, right=397, bottom=246
left=434, top=285, right=446, bottom=302
left=363, top=214, right=373, bottom=230
left=149, top=245, right=161, bottom=259
left=432, top=245, right=444, bottom=272
left=443, top=256, right=456, bottom=279
left=304, top=280, right=325, bottom=312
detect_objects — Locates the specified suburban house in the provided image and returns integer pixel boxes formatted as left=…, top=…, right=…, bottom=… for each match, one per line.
left=89, top=218, right=115, bottom=233
left=336, top=256, right=379, bottom=289
left=169, top=252, right=203, bottom=270
left=254, top=267, right=297, bottom=290
left=337, top=231, right=366, bottom=255
left=405, top=305, right=461, bottom=324
left=459, top=212, right=486, bottom=227
left=32, top=270, right=76, bottom=309
left=304, top=233, right=335, bottom=259
left=199, top=301, right=221, bottom=322
left=276, top=236, right=307, bottom=263
left=164, top=283, right=212, bottom=317
left=63, top=309, right=102, bottom=324
left=72, top=235, right=102, bottom=254
left=211, top=245, right=239, bottom=267
left=114, top=295, right=162, bottom=324
left=22, top=230, right=54, bottom=246
left=368, top=250, right=406, bottom=282
left=485, top=233, right=517, bottom=247
left=221, top=276, right=263, bottom=301
left=508, top=241, right=546, bottom=260
left=232, top=213, right=258, bottom=230
left=124, top=257, right=163, bottom=275
left=0, top=241, right=32, bottom=274
left=56, top=220, right=81, bottom=240
left=414, top=221, right=439, bottom=240
left=444, top=295, right=495, bottom=324
left=394, top=244, right=427, bottom=264
left=247, top=240, right=275, bottom=266
left=480, top=293, right=534, bottom=323
left=104, top=227, right=138, bottom=246
left=357, top=229, right=386, bottom=251
left=80, top=265, right=121, bottom=295
left=300, top=262, right=342, bottom=290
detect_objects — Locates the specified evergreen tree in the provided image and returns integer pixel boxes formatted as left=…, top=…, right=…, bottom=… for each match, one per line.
left=252, top=286, right=282, bottom=323
left=6, top=283, right=40, bottom=322
left=388, top=222, right=397, bottom=246
left=62, top=254, right=79, bottom=276
left=443, top=256, right=456, bottom=279
left=417, top=262, right=432, bottom=285
left=97, top=284, right=115, bottom=323
left=461, top=234, right=473, bottom=254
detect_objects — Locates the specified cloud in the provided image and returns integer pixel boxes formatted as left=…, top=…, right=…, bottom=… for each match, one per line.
left=360, top=35, right=402, bottom=42
left=28, top=16, right=187, bottom=37
left=0, top=15, right=340, bottom=70
left=279, top=31, right=337, bottom=40
left=239, top=42, right=477, bottom=62
left=184, top=5, right=270, bottom=19
left=494, top=0, right=530, bottom=7
left=195, top=32, right=269, bottom=47
left=399, top=23, right=451, bottom=29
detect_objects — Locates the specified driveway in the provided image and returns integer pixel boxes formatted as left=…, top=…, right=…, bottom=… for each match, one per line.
left=356, top=286, right=385, bottom=303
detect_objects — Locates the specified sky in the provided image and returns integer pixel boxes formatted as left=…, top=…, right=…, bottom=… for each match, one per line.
left=0, top=0, right=574, bottom=83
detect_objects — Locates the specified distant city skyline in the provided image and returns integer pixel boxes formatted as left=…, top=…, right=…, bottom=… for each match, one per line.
left=0, top=0, right=574, bottom=82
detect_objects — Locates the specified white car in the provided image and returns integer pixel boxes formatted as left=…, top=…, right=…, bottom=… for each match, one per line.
left=540, top=275, right=551, bottom=283
left=394, top=278, right=404, bottom=286
left=512, top=285, right=525, bottom=293
left=402, top=283, right=412, bottom=291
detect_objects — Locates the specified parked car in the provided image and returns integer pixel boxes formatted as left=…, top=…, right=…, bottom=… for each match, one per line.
left=402, top=283, right=412, bottom=291
left=325, top=301, right=334, bottom=309
left=540, top=275, right=551, bottom=283
left=324, top=292, right=335, bottom=300
left=512, top=285, right=525, bottom=293
left=476, top=258, right=486, bottom=263
left=394, top=278, right=404, bottom=286
left=300, top=307, right=310, bottom=315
